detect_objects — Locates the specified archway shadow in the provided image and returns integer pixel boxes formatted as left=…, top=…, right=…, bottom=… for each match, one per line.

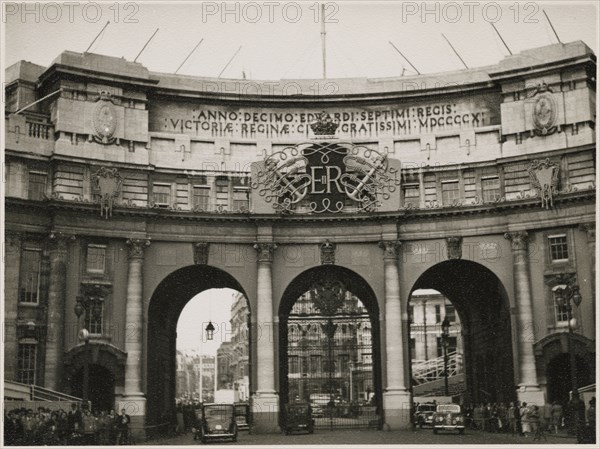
left=410, top=260, right=516, bottom=404
left=146, top=265, right=250, bottom=430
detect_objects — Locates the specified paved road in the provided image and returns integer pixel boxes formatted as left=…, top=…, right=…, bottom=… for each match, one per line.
left=147, top=428, right=577, bottom=445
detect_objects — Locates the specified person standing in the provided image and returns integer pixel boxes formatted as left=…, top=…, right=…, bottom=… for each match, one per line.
left=520, top=402, right=530, bottom=437
left=116, top=408, right=131, bottom=445
left=550, top=401, right=563, bottom=434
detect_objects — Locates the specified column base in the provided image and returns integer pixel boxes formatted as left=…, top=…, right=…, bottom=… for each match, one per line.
left=118, top=394, right=146, bottom=442
left=251, top=392, right=280, bottom=434
left=516, top=385, right=545, bottom=406
left=383, top=389, right=413, bottom=430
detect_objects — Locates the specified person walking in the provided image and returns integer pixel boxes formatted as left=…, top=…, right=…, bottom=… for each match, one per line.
left=520, top=402, right=530, bottom=437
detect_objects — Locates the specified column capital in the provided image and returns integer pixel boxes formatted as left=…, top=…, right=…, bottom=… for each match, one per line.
left=579, top=223, right=596, bottom=242
left=379, top=240, right=401, bottom=260
left=126, top=238, right=151, bottom=260
left=445, top=236, right=463, bottom=260
left=254, top=242, right=277, bottom=263
left=504, top=231, right=529, bottom=251
left=5, top=231, right=23, bottom=247
left=193, top=242, right=210, bottom=265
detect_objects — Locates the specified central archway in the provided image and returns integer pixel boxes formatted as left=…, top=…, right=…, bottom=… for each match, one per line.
left=146, top=265, right=251, bottom=434
left=279, top=265, right=382, bottom=430
left=409, top=260, right=516, bottom=404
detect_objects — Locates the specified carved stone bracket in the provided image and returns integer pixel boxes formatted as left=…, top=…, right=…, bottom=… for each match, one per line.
left=254, top=242, right=277, bottom=263
left=579, top=223, right=596, bottom=243
left=379, top=240, right=401, bottom=260
left=446, top=236, right=463, bottom=260
left=544, top=272, right=577, bottom=288
left=193, top=242, right=210, bottom=265
left=126, top=238, right=151, bottom=260
left=504, top=231, right=529, bottom=252
left=320, top=240, right=336, bottom=265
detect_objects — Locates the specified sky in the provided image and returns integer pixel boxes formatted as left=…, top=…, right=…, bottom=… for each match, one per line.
left=3, top=1, right=598, bottom=80
left=176, top=288, right=239, bottom=354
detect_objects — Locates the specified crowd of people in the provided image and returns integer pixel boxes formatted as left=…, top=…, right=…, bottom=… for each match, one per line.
left=4, top=403, right=132, bottom=446
left=460, top=397, right=595, bottom=440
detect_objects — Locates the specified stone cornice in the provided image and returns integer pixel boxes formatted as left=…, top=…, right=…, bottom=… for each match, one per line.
left=5, top=189, right=595, bottom=226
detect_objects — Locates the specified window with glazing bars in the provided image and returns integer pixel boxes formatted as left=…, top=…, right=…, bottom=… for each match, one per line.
left=152, top=184, right=171, bottom=206
left=28, top=172, right=47, bottom=200
left=481, top=176, right=500, bottom=202
left=85, top=300, right=104, bottom=335
left=193, top=186, right=210, bottom=210
left=19, top=249, right=41, bottom=303
left=548, top=234, right=569, bottom=262
left=86, top=244, right=106, bottom=273
left=17, top=343, right=36, bottom=384
left=441, top=180, right=459, bottom=205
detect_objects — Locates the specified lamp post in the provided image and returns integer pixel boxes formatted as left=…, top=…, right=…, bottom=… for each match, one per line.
left=553, top=278, right=583, bottom=437
left=74, top=295, right=91, bottom=405
left=441, top=317, right=450, bottom=397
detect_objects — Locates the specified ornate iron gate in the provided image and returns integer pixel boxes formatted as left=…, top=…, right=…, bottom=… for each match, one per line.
left=286, top=279, right=380, bottom=430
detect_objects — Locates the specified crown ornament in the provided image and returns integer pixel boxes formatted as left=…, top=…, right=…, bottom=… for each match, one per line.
left=309, top=111, right=339, bottom=137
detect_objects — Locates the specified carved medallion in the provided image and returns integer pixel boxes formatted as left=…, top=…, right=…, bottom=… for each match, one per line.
left=93, top=91, right=118, bottom=144
left=531, top=84, right=558, bottom=136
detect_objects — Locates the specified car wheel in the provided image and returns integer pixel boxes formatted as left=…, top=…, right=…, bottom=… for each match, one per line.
left=433, top=429, right=438, bottom=435
left=458, top=428, right=464, bottom=435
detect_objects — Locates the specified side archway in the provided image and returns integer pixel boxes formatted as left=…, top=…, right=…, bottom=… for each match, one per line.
left=146, top=265, right=250, bottom=431
left=409, top=259, right=516, bottom=404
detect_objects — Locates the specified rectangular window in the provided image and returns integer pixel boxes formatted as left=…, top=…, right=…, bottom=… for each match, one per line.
left=19, top=249, right=42, bottom=303
left=482, top=176, right=500, bottom=202
left=548, top=234, right=569, bottom=262
left=339, top=354, right=349, bottom=373
left=403, top=184, right=419, bottom=202
left=435, top=305, right=441, bottom=323
left=152, top=183, right=171, bottom=206
left=28, top=172, right=47, bottom=200
left=289, top=356, right=299, bottom=374
left=85, top=300, right=104, bottom=335
left=215, top=177, right=229, bottom=209
left=86, top=244, right=106, bottom=274
left=192, top=186, right=210, bottom=210
left=552, top=288, right=570, bottom=325
left=233, top=188, right=249, bottom=211
left=445, top=303, right=456, bottom=323
left=17, top=343, right=37, bottom=384
left=441, top=180, right=460, bottom=205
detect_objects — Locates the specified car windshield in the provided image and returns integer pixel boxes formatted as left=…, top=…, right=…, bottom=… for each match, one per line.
left=204, top=406, right=233, bottom=422
left=437, top=404, right=461, bottom=413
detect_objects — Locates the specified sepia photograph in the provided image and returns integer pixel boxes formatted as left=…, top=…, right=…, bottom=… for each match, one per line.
left=1, top=1, right=598, bottom=446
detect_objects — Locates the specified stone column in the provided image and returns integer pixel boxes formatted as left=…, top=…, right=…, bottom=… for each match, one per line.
left=504, top=231, right=544, bottom=405
left=119, top=238, right=150, bottom=438
left=5, top=232, right=22, bottom=381
left=44, top=232, right=74, bottom=391
left=251, top=242, right=279, bottom=433
left=379, top=240, right=412, bottom=429
left=579, top=223, right=595, bottom=307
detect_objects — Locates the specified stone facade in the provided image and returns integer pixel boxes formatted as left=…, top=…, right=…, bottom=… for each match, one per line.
left=4, top=41, right=596, bottom=435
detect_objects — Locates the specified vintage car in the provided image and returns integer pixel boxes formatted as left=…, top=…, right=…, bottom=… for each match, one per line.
left=283, top=403, right=315, bottom=435
left=432, top=404, right=465, bottom=434
left=234, top=402, right=250, bottom=431
left=414, top=403, right=437, bottom=428
left=192, top=403, right=238, bottom=443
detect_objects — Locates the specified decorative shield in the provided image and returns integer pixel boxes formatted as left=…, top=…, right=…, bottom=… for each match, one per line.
left=92, top=167, right=123, bottom=218
left=92, top=91, right=118, bottom=144
left=528, top=158, right=559, bottom=209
